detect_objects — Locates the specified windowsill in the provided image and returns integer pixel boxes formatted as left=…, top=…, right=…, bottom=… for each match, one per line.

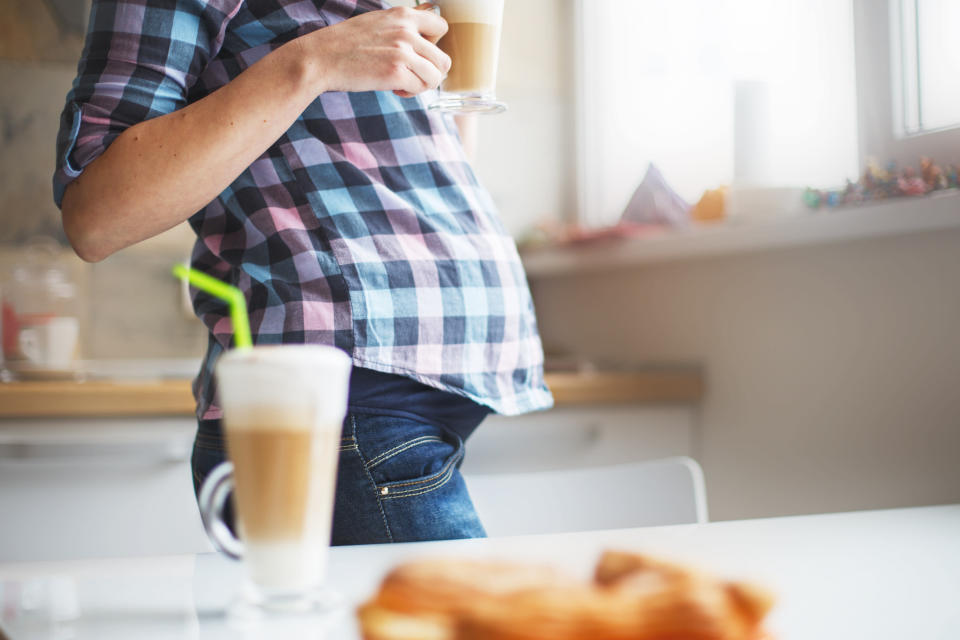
left=520, top=190, right=960, bottom=279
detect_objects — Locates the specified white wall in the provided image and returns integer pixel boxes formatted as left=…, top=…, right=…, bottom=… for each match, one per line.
left=529, top=224, right=960, bottom=520
left=471, top=0, right=576, bottom=237
left=0, top=62, right=77, bottom=242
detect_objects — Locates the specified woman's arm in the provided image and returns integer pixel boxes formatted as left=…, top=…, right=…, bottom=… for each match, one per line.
left=62, top=6, right=450, bottom=262
left=454, top=116, right=478, bottom=162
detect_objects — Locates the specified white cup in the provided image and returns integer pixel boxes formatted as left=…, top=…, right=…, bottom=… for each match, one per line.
left=17, top=316, right=79, bottom=370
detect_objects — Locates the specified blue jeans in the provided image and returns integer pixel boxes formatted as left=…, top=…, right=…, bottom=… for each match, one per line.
left=191, top=412, right=487, bottom=545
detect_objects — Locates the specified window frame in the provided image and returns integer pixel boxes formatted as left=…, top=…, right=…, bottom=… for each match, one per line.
left=852, top=0, right=960, bottom=167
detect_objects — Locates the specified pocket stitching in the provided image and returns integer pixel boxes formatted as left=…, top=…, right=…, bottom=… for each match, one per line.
left=365, top=435, right=444, bottom=470
left=349, top=415, right=395, bottom=542
left=380, top=462, right=458, bottom=499
left=193, top=441, right=225, bottom=453
left=377, top=442, right=464, bottom=492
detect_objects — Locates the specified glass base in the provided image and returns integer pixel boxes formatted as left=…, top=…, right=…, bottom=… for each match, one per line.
left=429, top=94, right=507, bottom=115
left=226, top=585, right=345, bottom=627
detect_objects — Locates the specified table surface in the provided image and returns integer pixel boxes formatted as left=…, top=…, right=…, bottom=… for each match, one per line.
left=1, top=505, right=958, bottom=639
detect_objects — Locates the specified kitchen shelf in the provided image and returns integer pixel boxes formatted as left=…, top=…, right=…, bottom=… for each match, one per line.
left=0, top=380, right=197, bottom=418
left=0, top=369, right=704, bottom=419
left=520, top=190, right=960, bottom=279
left=543, top=370, right=704, bottom=406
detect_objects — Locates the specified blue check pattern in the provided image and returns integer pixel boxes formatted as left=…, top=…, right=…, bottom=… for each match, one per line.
left=55, top=0, right=552, bottom=417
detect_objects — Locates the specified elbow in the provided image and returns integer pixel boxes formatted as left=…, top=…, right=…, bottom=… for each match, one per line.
left=69, top=240, right=110, bottom=264
left=64, top=224, right=112, bottom=264
left=61, top=193, right=113, bottom=263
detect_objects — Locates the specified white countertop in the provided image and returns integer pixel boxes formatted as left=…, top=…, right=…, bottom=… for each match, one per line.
left=1, top=505, right=958, bottom=639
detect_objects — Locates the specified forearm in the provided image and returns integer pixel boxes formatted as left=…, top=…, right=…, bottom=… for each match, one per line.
left=454, top=115, right=478, bottom=162
left=62, top=39, right=324, bottom=262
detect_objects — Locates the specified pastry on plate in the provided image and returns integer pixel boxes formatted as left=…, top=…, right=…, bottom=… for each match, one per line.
left=358, top=550, right=774, bottom=640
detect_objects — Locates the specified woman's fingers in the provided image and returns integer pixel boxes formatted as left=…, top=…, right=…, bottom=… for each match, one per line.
left=412, top=36, right=452, bottom=77
left=401, top=49, right=443, bottom=93
left=305, top=5, right=449, bottom=95
left=409, top=5, right=448, bottom=42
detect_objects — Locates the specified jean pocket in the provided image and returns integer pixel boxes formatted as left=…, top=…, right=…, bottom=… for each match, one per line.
left=340, top=432, right=358, bottom=452
left=193, top=420, right=226, bottom=453
left=190, top=440, right=227, bottom=499
left=354, top=415, right=465, bottom=500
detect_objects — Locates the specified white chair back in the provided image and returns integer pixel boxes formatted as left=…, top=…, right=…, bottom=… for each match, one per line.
left=464, top=456, right=708, bottom=537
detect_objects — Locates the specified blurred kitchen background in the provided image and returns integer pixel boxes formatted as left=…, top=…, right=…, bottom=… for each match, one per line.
left=1, top=0, right=959, bottom=553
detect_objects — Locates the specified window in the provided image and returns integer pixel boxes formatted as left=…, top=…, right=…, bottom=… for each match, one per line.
left=894, top=0, right=960, bottom=135
left=575, top=0, right=960, bottom=228
left=852, top=1, right=960, bottom=176
left=575, top=0, right=859, bottom=227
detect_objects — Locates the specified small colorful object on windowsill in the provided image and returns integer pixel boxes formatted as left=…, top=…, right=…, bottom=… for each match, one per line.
left=804, top=157, right=959, bottom=209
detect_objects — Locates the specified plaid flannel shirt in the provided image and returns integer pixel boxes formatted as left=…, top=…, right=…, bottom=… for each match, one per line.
left=55, top=0, right=552, bottom=418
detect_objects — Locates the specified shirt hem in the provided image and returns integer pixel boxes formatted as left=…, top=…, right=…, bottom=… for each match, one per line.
left=349, top=356, right=555, bottom=417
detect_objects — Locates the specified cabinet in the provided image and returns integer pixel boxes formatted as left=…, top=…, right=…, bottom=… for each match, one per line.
left=462, top=406, right=696, bottom=475
left=0, top=418, right=210, bottom=563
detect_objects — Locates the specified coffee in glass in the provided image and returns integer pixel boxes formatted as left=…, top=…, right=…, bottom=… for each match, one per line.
left=430, top=0, right=507, bottom=114
left=198, top=345, right=351, bottom=617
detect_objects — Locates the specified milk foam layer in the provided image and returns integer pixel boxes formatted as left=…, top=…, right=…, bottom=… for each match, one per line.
left=434, top=0, right=503, bottom=24
left=216, top=345, right=352, bottom=425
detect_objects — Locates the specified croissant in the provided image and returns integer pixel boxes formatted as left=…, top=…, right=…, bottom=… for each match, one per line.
left=358, top=559, right=574, bottom=640
left=358, top=550, right=774, bottom=640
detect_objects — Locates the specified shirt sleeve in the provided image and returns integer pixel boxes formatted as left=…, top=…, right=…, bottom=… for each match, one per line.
left=53, top=0, right=239, bottom=208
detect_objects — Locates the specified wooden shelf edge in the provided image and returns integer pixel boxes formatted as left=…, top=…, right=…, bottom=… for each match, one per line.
left=546, top=370, right=704, bottom=406
left=0, top=369, right=705, bottom=419
left=0, top=380, right=196, bottom=419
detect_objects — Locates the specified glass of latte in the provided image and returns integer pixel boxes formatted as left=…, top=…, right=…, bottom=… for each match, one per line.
left=430, top=0, right=507, bottom=114
left=198, top=345, right=351, bottom=618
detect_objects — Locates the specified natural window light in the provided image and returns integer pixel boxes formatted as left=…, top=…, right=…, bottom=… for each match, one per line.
left=895, top=0, right=960, bottom=135
left=576, top=0, right=860, bottom=227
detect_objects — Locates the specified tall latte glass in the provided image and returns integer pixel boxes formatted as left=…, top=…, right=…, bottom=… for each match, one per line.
left=198, top=345, right=351, bottom=618
left=430, top=0, right=507, bottom=114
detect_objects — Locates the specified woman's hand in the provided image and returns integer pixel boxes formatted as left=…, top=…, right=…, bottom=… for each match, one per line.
left=305, top=6, right=451, bottom=96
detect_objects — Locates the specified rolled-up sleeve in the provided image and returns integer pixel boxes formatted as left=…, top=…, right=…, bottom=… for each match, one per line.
left=54, top=0, right=236, bottom=208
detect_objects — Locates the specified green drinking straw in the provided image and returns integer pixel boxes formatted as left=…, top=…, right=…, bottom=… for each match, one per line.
left=172, top=264, right=252, bottom=349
